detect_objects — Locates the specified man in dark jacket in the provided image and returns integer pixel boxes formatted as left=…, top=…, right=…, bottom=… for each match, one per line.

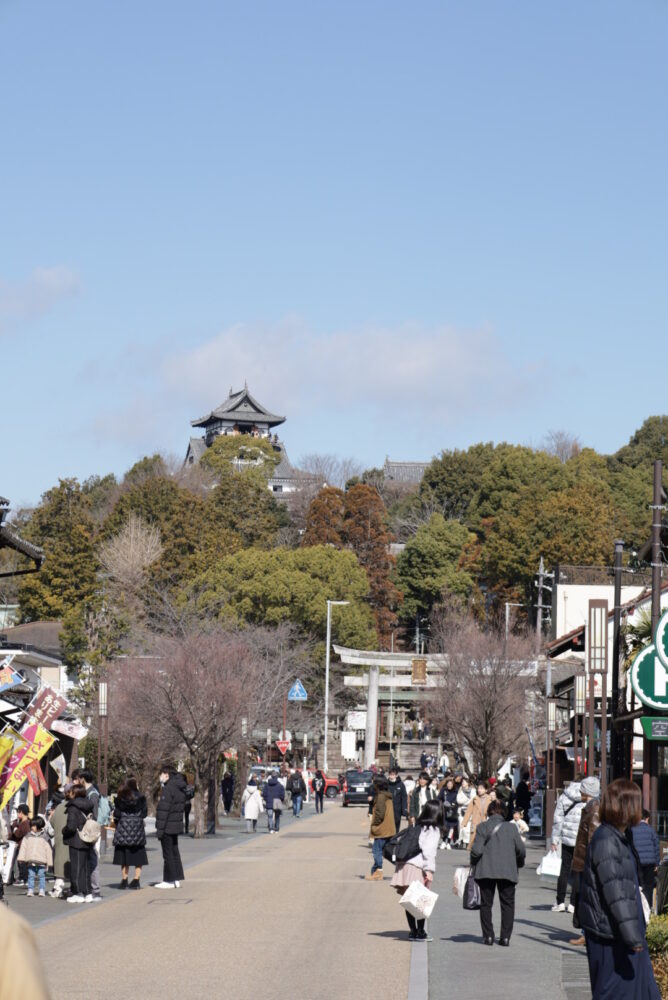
left=287, top=770, right=306, bottom=817
left=631, top=809, right=661, bottom=908
left=388, top=768, right=407, bottom=831
left=263, top=773, right=286, bottom=833
left=470, top=800, right=526, bottom=945
left=155, top=765, right=187, bottom=889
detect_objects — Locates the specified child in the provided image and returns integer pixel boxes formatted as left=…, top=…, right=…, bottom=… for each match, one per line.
left=18, top=817, right=53, bottom=897
left=511, top=809, right=529, bottom=842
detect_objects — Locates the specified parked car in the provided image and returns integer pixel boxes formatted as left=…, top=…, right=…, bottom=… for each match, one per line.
left=341, top=769, right=374, bottom=807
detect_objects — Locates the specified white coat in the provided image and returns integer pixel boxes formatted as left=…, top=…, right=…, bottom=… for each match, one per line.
left=241, top=785, right=264, bottom=821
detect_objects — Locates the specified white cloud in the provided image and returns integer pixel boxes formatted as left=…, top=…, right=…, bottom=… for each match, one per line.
left=160, top=317, right=532, bottom=425
left=0, top=266, right=82, bottom=334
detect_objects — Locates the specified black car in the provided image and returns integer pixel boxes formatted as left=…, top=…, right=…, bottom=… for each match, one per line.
left=342, top=769, right=374, bottom=807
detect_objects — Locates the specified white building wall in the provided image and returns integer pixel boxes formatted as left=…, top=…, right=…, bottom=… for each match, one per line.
left=554, top=583, right=645, bottom=638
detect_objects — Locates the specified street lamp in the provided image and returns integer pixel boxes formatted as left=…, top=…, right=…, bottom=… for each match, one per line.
left=324, top=599, right=349, bottom=774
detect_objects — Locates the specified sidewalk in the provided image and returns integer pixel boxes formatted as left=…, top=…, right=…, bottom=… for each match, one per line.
left=4, top=800, right=315, bottom=929
left=421, top=840, right=591, bottom=1000
left=34, top=802, right=411, bottom=1000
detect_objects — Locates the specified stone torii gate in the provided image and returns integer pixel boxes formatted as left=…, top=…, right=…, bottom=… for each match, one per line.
left=333, top=645, right=448, bottom=768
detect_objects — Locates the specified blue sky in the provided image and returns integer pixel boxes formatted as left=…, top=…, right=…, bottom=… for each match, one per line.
left=2, top=1, right=667, bottom=506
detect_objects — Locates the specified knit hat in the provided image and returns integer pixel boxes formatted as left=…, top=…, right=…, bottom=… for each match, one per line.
left=580, top=777, right=600, bottom=798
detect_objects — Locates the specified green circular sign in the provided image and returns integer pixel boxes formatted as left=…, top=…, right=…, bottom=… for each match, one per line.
left=631, top=642, right=668, bottom=710
left=656, top=609, right=668, bottom=669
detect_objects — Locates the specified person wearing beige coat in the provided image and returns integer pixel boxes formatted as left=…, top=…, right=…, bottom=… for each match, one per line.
left=17, top=819, right=53, bottom=897
left=366, top=779, right=396, bottom=881
left=462, top=784, right=494, bottom=849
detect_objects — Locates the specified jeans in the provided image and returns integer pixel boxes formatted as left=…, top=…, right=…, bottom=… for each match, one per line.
left=557, top=844, right=575, bottom=905
left=477, top=878, right=516, bottom=941
left=371, top=838, right=386, bottom=873
left=245, top=819, right=257, bottom=833
left=27, top=864, right=46, bottom=893
left=292, top=795, right=302, bottom=817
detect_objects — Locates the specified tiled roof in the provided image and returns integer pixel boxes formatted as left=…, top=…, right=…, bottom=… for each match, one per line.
left=192, top=387, right=285, bottom=429
left=0, top=524, right=44, bottom=566
left=383, top=459, right=430, bottom=483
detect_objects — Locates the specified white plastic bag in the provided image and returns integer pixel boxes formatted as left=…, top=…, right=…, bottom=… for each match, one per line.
left=453, top=866, right=469, bottom=899
left=537, top=851, right=561, bottom=884
left=400, top=879, right=439, bottom=919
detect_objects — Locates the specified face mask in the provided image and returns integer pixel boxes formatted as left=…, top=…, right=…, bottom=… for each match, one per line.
left=159, top=776, right=167, bottom=785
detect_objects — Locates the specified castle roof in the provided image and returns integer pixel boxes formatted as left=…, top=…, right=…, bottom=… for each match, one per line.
left=191, top=387, right=286, bottom=430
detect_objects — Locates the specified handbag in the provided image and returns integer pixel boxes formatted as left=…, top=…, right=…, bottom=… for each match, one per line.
left=400, top=879, right=439, bottom=920
left=273, top=798, right=284, bottom=813
left=463, top=869, right=481, bottom=910
left=453, top=866, right=470, bottom=899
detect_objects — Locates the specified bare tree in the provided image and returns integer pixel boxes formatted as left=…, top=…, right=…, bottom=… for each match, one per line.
left=99, top=514, right=163, bottom=590
left=428, top=606, right=538, bottom=777
left=108, top=623, right=316, bottom=836
left=542, top=430, right=582, bottom=463
left=299, top=453, right=364, bottom=490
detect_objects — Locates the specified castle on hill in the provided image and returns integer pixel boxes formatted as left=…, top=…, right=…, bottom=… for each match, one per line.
left=185, top=385, right=316, bottom=497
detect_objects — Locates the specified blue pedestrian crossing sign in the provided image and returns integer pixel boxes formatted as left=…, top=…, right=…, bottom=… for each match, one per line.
left=288, top=679, right=308, bottom=701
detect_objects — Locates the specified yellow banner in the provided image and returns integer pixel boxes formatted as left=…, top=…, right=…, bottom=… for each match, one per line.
left=0, top=724, right=56, bottom=811
left=0, top=735, right=14, bottom=777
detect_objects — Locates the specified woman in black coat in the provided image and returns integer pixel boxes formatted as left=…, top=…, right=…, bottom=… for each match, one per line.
left=579, top=779, right=660, bottom=999
left=154, top=765, right=187, bottom=889
left=113, top=777, right=148, bottom=890
left=62, top=785, right=93, bottom=902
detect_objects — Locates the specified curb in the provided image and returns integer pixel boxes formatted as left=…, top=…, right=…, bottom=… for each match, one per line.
left=407, top=939, right=428, bottom=1000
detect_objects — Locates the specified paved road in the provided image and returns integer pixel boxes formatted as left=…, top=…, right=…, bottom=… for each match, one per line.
left=425, top=840, right=591, bottom=1000
left=33, top=802, right=411, bottom=1000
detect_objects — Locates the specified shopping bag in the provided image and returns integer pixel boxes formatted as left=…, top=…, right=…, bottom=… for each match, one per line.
left=399, top=879, right=439, bottom=920
left=537, top=851, right=561, bottom=886
left=463, top=872, right=481, bottom=910
left=2, top=841, right=16, bottom=884
left=453, top=866, right=469, bottom=899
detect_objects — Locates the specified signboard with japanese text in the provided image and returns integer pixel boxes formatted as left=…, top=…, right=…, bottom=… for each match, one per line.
left=411, top=658, right=428, bottom=685
left=24, top=685, right=68, bottom=730
left=0, top=727, right=28, bottom=789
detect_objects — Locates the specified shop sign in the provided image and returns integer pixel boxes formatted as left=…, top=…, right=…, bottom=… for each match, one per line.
left=631, top=609, right=668, bottom=710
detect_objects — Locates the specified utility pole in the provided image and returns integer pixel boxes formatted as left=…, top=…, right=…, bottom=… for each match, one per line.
left=647, top=460, right=664, bottom=818
left=611, top=539, right=625, bottom=779
left=536, top=556, right=545, bottom=647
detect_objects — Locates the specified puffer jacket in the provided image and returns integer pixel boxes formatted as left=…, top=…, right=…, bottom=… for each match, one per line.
left=551, top=783, right=584, bottom=848
left=262, top=776, right=285, bottom=811
left=631, top=821, right=660, bottom=867
left=572, top=798, right=600, bottom=873
left=579, top=823, right=644, bottom=949
left=17, top=832, right=53, bottom=867
left=113, top=793, right=148, bottom=848
left=156, top=773, right=187, bottom=837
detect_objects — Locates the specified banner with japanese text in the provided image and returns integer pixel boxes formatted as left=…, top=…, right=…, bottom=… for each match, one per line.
left=0, top=724, right=56, bottom=810
left=24, top=685, right=68, bottom=730
left=24, top=760, right=48, bottom=795
left=0, top=727, right=29, bottom=790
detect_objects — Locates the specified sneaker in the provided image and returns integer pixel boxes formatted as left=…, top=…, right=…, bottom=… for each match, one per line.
left=567, top=904, right=575, bottom=914
left=552, top=902, right=566, bottom=912
left=47, top=889, right=62, bottom=898
left=416, top=933, right=433, bottom=942
left=38, top=890, right=46, bottom=897
left=153, top=882, right=176, bottom=889
left=67, top=895, right=85, bottom=904
left=89, top=895, right=102, bottom=902
left=439, top=842, right=447, bottom=850
left=83, top=894, right=94, bottom=903
left=174, top=881, right=181, bottom=888
left=446, top=842, right=452, bottom=850
left=26, top=890, right=34, bottom=897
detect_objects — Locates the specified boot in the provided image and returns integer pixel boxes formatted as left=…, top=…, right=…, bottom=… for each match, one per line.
left=119, top=878, right=128, bottom=890
left=365, top=870, right=383, bottom=881
left=129, top=878, right=140, bottom=890
left=569, top=935, right=585, bottom=946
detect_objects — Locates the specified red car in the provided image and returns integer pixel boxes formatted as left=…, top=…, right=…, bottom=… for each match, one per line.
left=310, top=773, right=340, bottom=798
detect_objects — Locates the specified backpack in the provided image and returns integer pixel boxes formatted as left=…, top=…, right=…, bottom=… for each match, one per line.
left=383, top=824, right=422, bottom=864
left=314, top=777, right=324, bottom=792
left=79, top=817, right=102, bottom=844
left=96, top=795, right=111, bottom=827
